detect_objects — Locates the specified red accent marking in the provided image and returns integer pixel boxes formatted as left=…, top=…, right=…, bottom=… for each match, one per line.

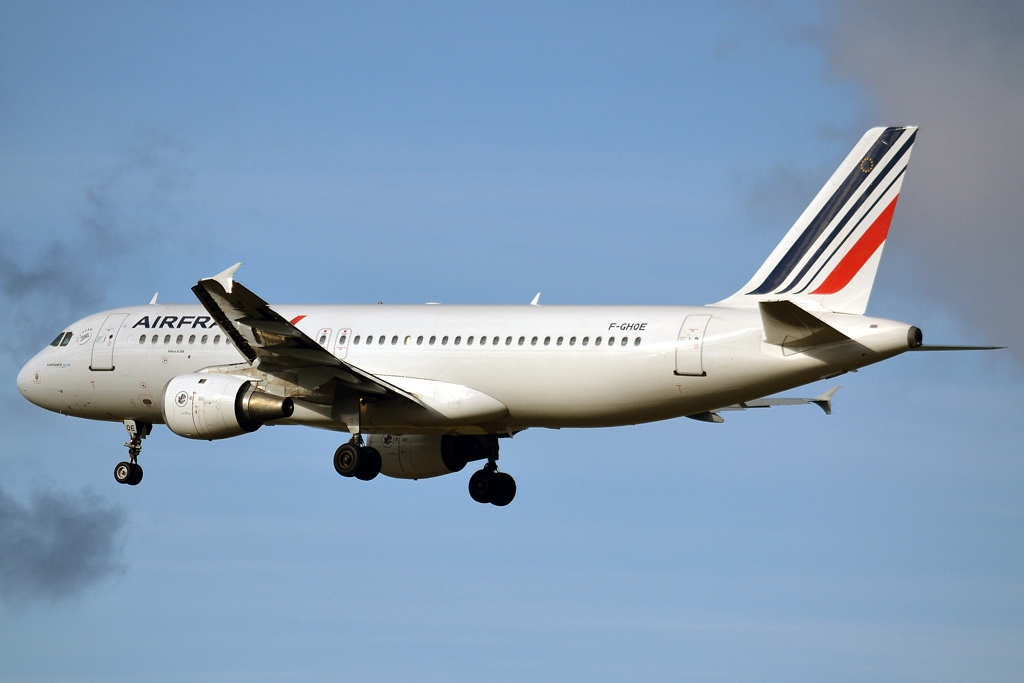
left=811, top=195, right=899, bottom=295
left=290, top=315, right=307, bottom=325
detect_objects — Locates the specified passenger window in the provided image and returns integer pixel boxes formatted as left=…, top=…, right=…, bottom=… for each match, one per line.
left=391, top=336, right=398, bottom=345
left=505, top=336, right=512, bottom=345
left=607, top=337, right=615, bottom=346
left=595, top=337, right=603, bottom=346
left=379, top=335, right=386, bottom=345
left=319, top=334, right=327, bottom=345
left=417, top=335, right=423, bottom=345
left=634, top=337, right=641, bottom=346
left=225, top=337, right=233, bottom=345
left=467, top=336, right=474, bottom=345
left=582, top=337, right=589, bottom=346
left=339, top=335, right=347, bottom=345
left=403, top=336, right=411, bottom=345
left=139, top=334, right=147, bottom=344
left=189, top=335, right=196, bottom=344
left=531, top=336, right=538, bottom=346
left=544, top=336, right=551, bottom=346
left=176, top=335, right=183, bottom=344
left=50, top=332, right=64, bottom=347
left=202, top=335, right=208, bottom=344
left=569, top=336, right=576, bottom=346
left=353, top=336, right=361, bottom=344
left=454, top=336, right=462, bottom=345
left=442, top=336, right=449, bottom=345
left=151, top=335, right=158, bottom=344
left=557, top=336, right=563, bottom=346
left=492, top=336, right=499, bottom=345
left=164, top=335, right=171, bottom=344
left=429, top=336, right=436, bottom=345
left=518, top=336, right=525, bottom=346
left=621, top=337, right=628, bottom=346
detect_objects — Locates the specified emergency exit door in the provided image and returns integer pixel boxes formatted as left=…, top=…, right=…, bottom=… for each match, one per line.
left=674, top=315, right=711, bottom=376
left=90, top=313, right=128, bottom=371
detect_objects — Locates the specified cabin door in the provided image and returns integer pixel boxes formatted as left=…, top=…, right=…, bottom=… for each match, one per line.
left=674, top=315, right=710, bottom=376
left=90, top=313, right=128, bottom=371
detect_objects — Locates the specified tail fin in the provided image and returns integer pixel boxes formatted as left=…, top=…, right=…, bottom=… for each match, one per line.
left=718, top=126, right=917, bottom=314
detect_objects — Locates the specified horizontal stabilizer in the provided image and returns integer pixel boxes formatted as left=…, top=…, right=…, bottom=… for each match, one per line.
left=685, top=411, right=725, bottom=423
left=718, top=386, right=840, bottom=415
left=688, top=386, right=841, bottom=423
left=759, top=300, right=849, bottom=348
left=909, top=345, right=1005, bottom=351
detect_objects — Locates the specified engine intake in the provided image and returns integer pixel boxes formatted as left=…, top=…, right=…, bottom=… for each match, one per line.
left=163, top=373, right=293, bottom=440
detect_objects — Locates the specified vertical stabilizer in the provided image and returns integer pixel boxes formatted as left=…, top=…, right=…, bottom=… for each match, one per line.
left=717, top=126, right=917, bottom=314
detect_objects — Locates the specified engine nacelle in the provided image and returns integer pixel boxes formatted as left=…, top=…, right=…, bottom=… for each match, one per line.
left=163, top=373, right=294, bottom=440
left=368, top=434, right=497, bottom=480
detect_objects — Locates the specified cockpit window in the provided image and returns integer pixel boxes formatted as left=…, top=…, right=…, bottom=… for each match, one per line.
left=60, top=332, right=73, bottom=346
left=50, top=332, right=65, bottom=347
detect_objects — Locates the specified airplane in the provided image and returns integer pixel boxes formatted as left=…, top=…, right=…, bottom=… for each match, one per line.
left=16, top=126, right=1000, bottom=506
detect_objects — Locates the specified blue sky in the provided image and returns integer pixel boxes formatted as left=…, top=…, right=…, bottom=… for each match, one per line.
left=1, top=2, right=1022, bottom=682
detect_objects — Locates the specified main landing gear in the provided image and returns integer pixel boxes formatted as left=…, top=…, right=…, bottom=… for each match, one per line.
left=468, top=458, right=516, bottom=507
left=334, top=436, right=382, bottom=481
left=115, top=419, right=151, bottom=486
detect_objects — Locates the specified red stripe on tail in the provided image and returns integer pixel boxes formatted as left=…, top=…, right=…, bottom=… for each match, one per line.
left=811, top=196, right=899, bottom=295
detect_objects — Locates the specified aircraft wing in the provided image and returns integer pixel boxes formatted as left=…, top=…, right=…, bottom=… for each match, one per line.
left=191, top=263, right=412, bottom=400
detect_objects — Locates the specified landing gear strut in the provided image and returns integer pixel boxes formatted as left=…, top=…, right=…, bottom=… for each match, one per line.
left=468, top=456, right=516, bottom=507
left=334, top=435, right=382, bottom=481
left=115, top=420, right=151, bottom=486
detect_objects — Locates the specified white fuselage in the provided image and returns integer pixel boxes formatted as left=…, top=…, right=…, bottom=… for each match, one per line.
left=17, top=303, right=914, bottom=435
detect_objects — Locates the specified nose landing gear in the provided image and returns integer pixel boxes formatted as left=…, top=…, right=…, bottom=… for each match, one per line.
left=115, top=419, right=151, bottom=486
left=468, top=459, right=516, bottom=507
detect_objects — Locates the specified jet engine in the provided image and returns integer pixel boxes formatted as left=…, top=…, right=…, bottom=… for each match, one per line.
left=163, top=373, right=293, bottom=440
left=367, top=434, right=497, bottom=479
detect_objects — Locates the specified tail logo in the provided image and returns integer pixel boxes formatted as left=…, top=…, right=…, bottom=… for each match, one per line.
left=745, top=127, right=915, bottom=297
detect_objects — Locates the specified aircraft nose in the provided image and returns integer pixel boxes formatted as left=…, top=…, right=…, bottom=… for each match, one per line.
left=16, top=360, right=37, bottom=401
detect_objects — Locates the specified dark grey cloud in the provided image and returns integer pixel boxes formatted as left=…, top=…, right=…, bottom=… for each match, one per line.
left=0, top=131, right=189, bottom=359
left=825, top=0, right=1024, bottom=358
left=0, top=485, right=125, bottom=604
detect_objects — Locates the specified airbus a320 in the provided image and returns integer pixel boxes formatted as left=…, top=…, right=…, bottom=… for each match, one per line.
left=17, top=127, right=999, bottom=506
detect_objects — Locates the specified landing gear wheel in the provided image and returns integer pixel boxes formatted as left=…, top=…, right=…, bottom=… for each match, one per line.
left=334, top=443, right=361, bottom=477
left=468, top=469, right=493, bottom=504
left=354, top=447, right=382, bottom=481
left=115, top=420, right=151, bottom=487
left=489, top=472, right=516, bottom=507
left=114, top=461, right=133, bottom=485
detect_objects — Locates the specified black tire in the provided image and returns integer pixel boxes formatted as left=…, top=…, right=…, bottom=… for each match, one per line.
left=127, top=463, right=144, bottom=486
left=489, top=472, right=516, bottom=507
left=354, top=447, right=382, bottom=481
left=334, top=443, right=361, bottom=477
left=114, top=461, right=133, bottom=485
left=468, top=469, right=493, bottom=504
